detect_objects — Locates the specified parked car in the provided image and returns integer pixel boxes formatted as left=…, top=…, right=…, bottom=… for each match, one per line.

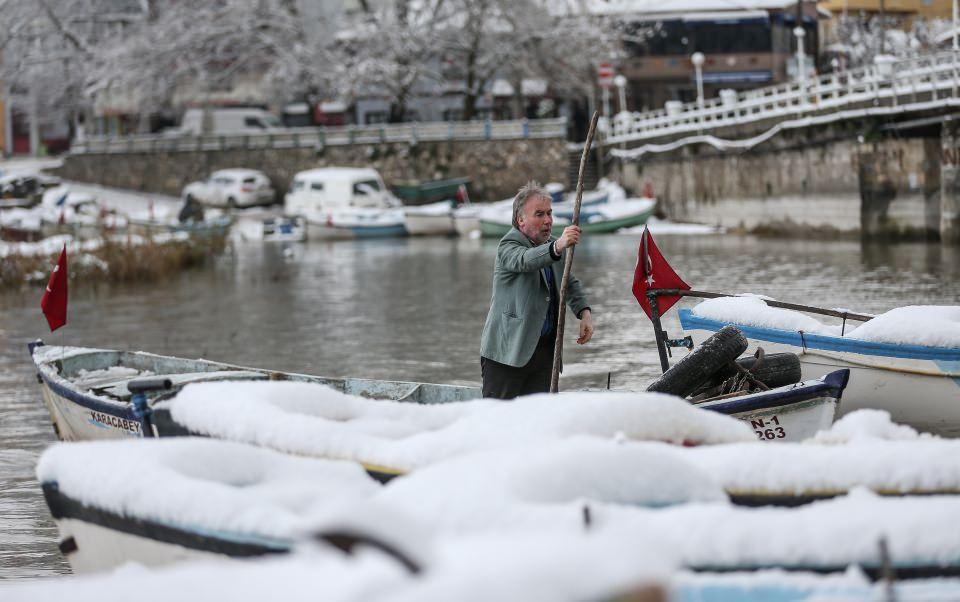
left=177, top=108, right=282, bottom=135
left=182, top=169, right=276, bottom=208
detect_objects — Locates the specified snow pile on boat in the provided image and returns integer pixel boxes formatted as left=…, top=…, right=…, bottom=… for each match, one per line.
left=37, top=438, right=380, bottom=540
left=844, top=305, right=960, bottom=348
left=377, top=437, right=726, bottom=532
left=811, top=408, right=935, bottom=443
left=0, top=528, right=672, bottom=602
left=691, top=297, right=960, bottom=348
left=691, top=296, right=842, bottom=335
left=682, top=411, right=960, bottom=495
left=163, top=381, right=753, bottom=471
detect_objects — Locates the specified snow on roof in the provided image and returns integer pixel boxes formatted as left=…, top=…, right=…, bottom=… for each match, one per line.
left=690, top=297, right=960, bottom=348
left=162, top=381, right=753, bottom=473
left=293, top=167, right=382, bottom=182
left=36, top=438, right=380, bottom=540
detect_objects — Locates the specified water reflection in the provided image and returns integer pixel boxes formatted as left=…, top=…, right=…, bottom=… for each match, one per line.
left=0, top=233, right=958, bottom=578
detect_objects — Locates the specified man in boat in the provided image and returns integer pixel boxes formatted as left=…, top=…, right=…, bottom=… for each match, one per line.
left=480, top=181, right=594, bottom=399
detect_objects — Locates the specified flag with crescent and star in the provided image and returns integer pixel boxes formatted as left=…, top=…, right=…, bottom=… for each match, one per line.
left=632, top=227, right=689, bottom=320
left=40, top=245, right=68, bottom=332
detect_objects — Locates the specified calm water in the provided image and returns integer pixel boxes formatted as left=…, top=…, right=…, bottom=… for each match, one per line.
left=1, top=232, right=959, bottom=579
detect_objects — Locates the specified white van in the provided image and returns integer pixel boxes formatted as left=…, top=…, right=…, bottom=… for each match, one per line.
left=178, top=108, right=283, bottom=135
left=284, top=168, right=398, bottom=213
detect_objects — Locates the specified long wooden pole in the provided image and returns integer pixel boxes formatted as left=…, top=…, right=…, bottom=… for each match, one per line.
left=550, top=111, right=600, bottom=393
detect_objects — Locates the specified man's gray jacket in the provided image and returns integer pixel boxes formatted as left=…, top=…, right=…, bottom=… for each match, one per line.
left=480, top=228, right=590, bottom=367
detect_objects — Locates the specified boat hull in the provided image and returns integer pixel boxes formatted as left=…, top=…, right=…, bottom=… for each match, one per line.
left=403, top=213, right=455, bottom=236
left=696, top=371, right=846, bottom=442
left=42, top=482, right=288, bottom=574
left=304, top=218, right=407, bottom=240
left=30, top=342, right=481, bottom=443
left=680, top=310, right=960, bottom=436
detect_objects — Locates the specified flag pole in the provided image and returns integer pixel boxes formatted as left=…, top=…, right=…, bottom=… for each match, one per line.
left=646, top=291, right=671, bottom=373
left=550, top=110, right=600, bottom=394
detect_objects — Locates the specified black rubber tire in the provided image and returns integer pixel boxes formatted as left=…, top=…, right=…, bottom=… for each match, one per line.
left=720, top=352, right=801, bottom=388
left=646, top=325, right=748, bottom=398
left=688, top=352, right=802, bottom=399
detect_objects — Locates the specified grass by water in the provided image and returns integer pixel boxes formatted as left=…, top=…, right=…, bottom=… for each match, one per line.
left=0, top=234, right=228, bottom=289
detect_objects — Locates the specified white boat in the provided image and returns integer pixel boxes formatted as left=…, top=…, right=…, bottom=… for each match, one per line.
left=452, top=204, right=481, bottom=236
left=28, top=341, right=478, bottom=442
left=282, top=167, right=408, bottom=240
left=679, top=301, right=960, bottom=435
left=694, top=370, right=847, bottom=443
left=403, top=199, right=455, bottom=236
left=38, top=437, right=378, bottom=574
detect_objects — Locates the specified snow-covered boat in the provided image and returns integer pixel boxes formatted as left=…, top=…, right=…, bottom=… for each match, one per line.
left=679, top=299, right=960, bottom=435
left=126, top=214, right=234, bottom=238
left=38, top=438, right=379, bottom=574
left=402, top=199, right=455, bottom=236
left=28, top=341, right=479, bottom=442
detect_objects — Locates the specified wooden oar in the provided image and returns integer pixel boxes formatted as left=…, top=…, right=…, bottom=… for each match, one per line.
left=550, top=110, right=600, bottom=393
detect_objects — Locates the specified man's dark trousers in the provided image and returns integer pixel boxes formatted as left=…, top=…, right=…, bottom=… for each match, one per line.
left=481, top=333, right=555, bottom=399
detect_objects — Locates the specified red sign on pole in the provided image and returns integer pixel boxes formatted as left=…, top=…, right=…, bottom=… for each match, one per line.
left=598, top=62, right=614, bottom=88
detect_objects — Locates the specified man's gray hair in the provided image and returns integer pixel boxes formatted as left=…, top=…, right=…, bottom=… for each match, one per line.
left=512, top=181, right=552, bottom=229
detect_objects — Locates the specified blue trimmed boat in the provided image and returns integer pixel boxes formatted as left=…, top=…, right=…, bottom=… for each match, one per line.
left=680, top=309, right=960, bottom=436
left=28, top=341, right=846, bottom=447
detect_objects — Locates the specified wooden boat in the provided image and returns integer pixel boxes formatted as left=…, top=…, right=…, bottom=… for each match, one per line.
left=38, top=437, right=379, bottom=574
left=694, top=370, right=847, bottom=443
left=403, top=200, right=456, bottom=236
left=679, top=308, right=960, bottom=435
left=126, top=214, right=234, bottom=238
left=392, top=176, right=470, bottom=205
left=28, top=342, right=478, bottom=441
left=479, top=198, right=656, bottom=238
left=30, top=342, right=843, bottom=462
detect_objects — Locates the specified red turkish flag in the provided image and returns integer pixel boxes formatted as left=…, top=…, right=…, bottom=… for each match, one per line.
left=632, top=227, right=690, bottom=320
left=40, top=245, right=68, bottom=332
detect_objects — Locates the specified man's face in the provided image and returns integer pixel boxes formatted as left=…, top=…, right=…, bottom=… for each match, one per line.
left=517, top=195, right=553, bottom=245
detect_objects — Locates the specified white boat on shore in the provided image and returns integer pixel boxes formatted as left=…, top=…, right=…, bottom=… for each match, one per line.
left=282, top=168, right=407, bottom=240
left=679, top=299, right=960, bottom=435
left=403, top=199, right=455, bottom=236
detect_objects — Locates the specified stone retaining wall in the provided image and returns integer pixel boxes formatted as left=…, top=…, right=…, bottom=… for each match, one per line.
left=618, top=131, right=940, bottom=238
left=53, top=137, right=568, bottom=203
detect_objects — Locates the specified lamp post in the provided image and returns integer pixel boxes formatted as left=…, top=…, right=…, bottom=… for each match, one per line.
left=691, top=52, right=705, bottom=114
left=953, top=0, right=958, bottom=51
left=613, top=74, right=627, bottom=113
left=794, top=26, right=806, bottom=95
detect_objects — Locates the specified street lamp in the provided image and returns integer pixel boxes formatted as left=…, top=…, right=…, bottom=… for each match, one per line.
left=691, top=52, right=705, bottom=114
left=953, top=0, right=958, bottom=51
left=794, top=26, right=806, bottom=94
left=613, top=74, right=627, bottom=113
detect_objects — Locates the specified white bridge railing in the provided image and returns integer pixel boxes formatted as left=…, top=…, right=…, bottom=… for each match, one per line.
left=72, top=117, right=568, bottom=155
left=605, top=51, right=960, bottom=146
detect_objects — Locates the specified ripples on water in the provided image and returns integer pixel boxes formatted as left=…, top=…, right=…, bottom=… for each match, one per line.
left=1, top=233, right=958, bottom=578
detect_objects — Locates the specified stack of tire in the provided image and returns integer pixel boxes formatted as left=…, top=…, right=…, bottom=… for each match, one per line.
left=646, top=325, right=801, bottom=400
